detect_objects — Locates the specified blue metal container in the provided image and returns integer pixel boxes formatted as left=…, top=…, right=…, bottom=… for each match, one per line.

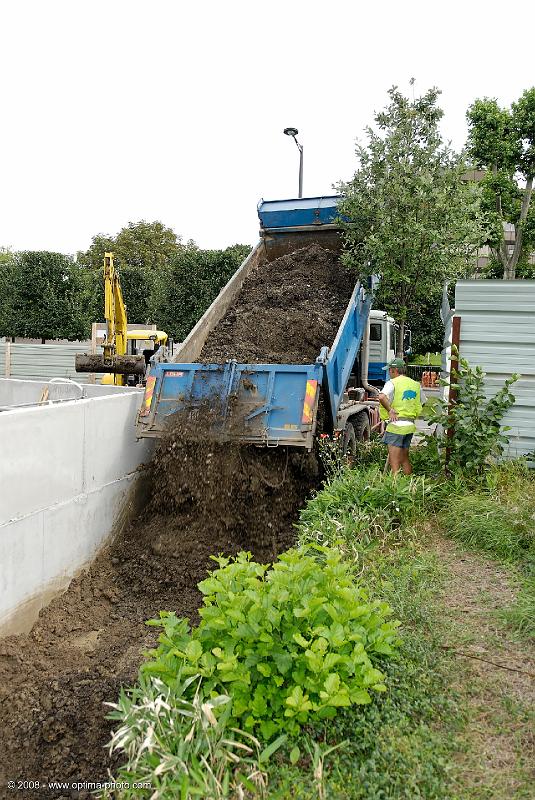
left=257, top=196, right=341, bottom=231
left=138, top=361, right=323, bottom=448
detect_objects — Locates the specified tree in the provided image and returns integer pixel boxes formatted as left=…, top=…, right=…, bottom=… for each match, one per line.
left=466, top=88, right=535, bottom=279
left=2, top=252, right=86, bottom=340
left=0, top=246, right=13, bottom=266
left=77, top=220, right=183, bottom=272
left=76, top=220, right=186, bottom=331
left=339, top=83, right=485, bottom=355
left=0, top=249, right=16, bottom=336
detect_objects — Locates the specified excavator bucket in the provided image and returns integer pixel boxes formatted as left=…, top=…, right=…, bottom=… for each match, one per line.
left=75, top=353, right=146, bottom=376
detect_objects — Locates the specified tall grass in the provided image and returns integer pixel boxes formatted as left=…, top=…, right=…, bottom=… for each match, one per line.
left=440, top=460, right=535, bottom=640
left=298, top=465, right=441, bottom=563
left=441, top=493, right=533, bottom=563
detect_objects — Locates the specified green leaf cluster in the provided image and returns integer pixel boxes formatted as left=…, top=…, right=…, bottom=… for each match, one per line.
left=0, top=251, right=87, bottom=340
left=0, top=220, right=251, bottom=341
left=429, top=355, right=518, bottom=473
left=466, top=88, right=535, bottom=277
left=142, top=548, right=400, bottom=740
left=76, top=220, right=251, bottom=340
left=339, top=84, right=486, bottom=351
left=150, top=244, right=250, bottom=341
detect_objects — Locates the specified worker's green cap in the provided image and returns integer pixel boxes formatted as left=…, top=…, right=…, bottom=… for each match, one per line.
left=382, top=358, right=406, bottom=370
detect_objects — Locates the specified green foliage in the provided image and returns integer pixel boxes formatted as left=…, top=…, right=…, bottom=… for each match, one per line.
left=75, top=221, right=250, bottom=339
left=104, top=672, right=284, bottom=799
left=150, top=244, right=250, bottom=341
left=441, top=460, right=535, bottom=641
left=409, top=352, right=442, bottom=366
left=0, top=249, right=16, bottom=336
left=0, top=251, right=86, bottom=340
left=466, top=88, right=535, bottom=278
left=340, top=83, right=485, bottom=353
left=429, top=355, right=518, bottom=473
left=76, top=220, right=187, bottom=333
left=268, top=549, right=458, bottom=800
left=77, top=220, right=183, bottom=272
left=442, top=493, right=533, bottom=563
left=298, top=465, right=440, bottom=562
left=142, top=548, right=400, bottom=741
left=0, top=246, right=13, bottom=266
left=500, top=577, right=535, bottom=640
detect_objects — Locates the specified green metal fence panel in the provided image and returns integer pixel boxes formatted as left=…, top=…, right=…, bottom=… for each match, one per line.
left=455, top=280, right=535, bottom=460
left=8, top=343, right=93, bottom=383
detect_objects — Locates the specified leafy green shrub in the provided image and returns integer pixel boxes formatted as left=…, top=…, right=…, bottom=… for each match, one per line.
left=267, top=557, right=457, bottom=800
left=429, top=355, right=518, bottom=473
left=142, top=548, right=400, bottom=741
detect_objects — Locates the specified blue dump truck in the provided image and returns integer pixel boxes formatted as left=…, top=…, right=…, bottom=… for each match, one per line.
left=136, top=197, right=403, bottom=454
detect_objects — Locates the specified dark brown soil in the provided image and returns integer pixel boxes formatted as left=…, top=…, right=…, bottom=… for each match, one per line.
left=0, top=429, right=315, bottom=799
left=200, top=244, right=355, bottom=364
left=0, top=244, right=348, bottom=799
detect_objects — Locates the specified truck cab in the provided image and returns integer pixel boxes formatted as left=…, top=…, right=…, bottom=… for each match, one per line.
left=367, top=310, right=397, bottom=384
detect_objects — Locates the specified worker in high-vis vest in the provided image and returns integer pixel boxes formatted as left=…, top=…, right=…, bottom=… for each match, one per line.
left=378, top=358, right=426, bottom=475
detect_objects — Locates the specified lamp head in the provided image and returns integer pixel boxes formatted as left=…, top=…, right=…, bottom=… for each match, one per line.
left=283, top=127, right=299, bottom=137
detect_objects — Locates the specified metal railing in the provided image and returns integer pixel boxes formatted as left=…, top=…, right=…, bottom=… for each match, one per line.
left=406, top=364, right=442, bottom=383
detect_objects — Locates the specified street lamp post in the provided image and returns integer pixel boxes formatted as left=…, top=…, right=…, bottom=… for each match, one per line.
left=283, top=127, right=303, bottom=198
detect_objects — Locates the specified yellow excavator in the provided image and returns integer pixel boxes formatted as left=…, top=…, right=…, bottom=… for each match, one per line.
left=75, top=252, right=169, bottom=386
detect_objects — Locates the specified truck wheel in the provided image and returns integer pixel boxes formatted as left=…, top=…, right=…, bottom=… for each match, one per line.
left=342, top=422, right=356, bottom=458
left=353, top=411, right=371, bottom=442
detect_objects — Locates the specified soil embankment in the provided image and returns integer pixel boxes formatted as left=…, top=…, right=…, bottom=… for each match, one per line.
left=0, top=245, right=353, bottom=798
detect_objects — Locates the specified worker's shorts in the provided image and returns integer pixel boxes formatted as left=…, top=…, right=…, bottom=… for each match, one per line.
left=382, top=431, right=414, bottom=449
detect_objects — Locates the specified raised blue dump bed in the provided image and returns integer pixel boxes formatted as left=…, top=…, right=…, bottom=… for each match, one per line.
left=136, top=282, right=372, bottom=449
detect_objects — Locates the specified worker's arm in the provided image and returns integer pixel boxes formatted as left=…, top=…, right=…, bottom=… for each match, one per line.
left=378, top=391, right=399, bottom=422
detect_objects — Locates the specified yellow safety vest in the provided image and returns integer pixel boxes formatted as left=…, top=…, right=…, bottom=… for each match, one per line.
left=379, top=375, right=423, bottom=434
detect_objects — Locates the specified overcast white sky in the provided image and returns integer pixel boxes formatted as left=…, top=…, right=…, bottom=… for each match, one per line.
left=1, top=0, right=533, bottom=255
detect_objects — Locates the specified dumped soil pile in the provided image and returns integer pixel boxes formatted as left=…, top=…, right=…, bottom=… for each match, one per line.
left=0, top=244, right=344, bottom=797
left=0, top=422, right=316, bottom=798
left=200, top=244, right=355, bottom=364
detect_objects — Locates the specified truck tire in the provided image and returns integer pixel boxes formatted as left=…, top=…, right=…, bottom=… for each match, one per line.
left=352, top=411, right=371, bottom=443
left=342, top=422, right=356, bottom=458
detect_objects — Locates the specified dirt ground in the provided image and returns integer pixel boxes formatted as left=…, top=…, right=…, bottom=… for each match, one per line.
left=0, top=244, right=352, bottom=799
left=433, top=538, right=535, bottom=798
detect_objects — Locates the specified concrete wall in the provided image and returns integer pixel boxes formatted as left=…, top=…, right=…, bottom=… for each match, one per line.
left=0, top=377, right=138, bottom=408
left=0, top=383, right=154, bottom=635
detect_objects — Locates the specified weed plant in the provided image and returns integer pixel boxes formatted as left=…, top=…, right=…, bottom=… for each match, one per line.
left=103, top=673, right=285, bottom=799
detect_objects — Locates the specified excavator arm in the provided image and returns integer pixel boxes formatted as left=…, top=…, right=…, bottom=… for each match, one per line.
left=75, top=252, right=145, bottom=385
left=103, top=252, right=127, bottom=365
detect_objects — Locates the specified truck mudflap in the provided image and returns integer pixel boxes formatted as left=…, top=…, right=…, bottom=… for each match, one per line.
left=136, top=361, right=323, bottom=449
